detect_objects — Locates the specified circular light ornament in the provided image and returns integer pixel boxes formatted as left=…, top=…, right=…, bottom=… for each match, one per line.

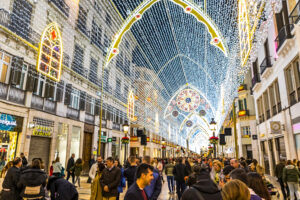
left=176, top=89, right=200, bottom=112
left=212, top=37, right=220, bottom=44
left=135, top=13, right=142, bottom=20
left=172, top=110, right=179, bottom=118
left=185, top=6, right=192, bottom=13
left=199, top=110, right=206, bottom=116
left=112, top=48, right=119, bottom=55
left=186, top=120, right=193, bottom=127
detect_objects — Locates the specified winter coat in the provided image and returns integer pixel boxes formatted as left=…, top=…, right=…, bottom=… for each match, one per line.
left=124, top=182, right=149, bottom=200
left=173, top=163, right=189, bottom=182
left=1, top=166, right=21, bottom=200
left=275, top=163, right=285, bottom=179
left=47, top=176, right=78, bottom=200
left=89, top=163, right=98, bottom=180
left=164, top=164, right=174, bottom=177
left=53, top=162, right=63, bottom=174
left=100, top=166, right=121, bottom=197
left=74, top=164, right=83, bottom=177
left=17, top=168, right=47, bottom=199
left=124, top=165, right=137, bottom=188
left=181, top=170, right=222, bottom=200
left=66, top=157, right=75, bottom=171
left=22, top=157, right=28, bottom=167
left=118, top=167, right=126, bottom=193
left=90, top=172, right=103, bottom=200
left=283, top=165, right=300, bottom=183
left=144, top=169, right=162, bottom=200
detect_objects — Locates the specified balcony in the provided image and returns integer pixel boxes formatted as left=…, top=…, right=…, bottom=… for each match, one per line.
left=0, top=82, right=8, bottom=100
left=85, top=113, right=95, bottom=124
left=31, top=95, right=57, bottom=114
left=260, top=57, right=272, bottom=76
left=67, top=107, right=80, bottom=120
left=252, top=75, right=261, bottom=88
left=289, top=0, right=300, bottom=25
left=238, top=110, right=249, bottom=118
left=275, top=24, right=294, bottom=52
left=0, top=9, right=40, bottom=46
left=8, top=86, right=26, bottom=105
left=48, top=0, right=70, bottom=17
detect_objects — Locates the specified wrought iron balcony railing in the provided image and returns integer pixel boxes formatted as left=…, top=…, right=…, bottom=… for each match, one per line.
left=252, top=75, right=261, bottom=88
left=289, top=0, right=300, bottom=25
left=0, top=9, right=40, bottom=46
left=260, top=57, right=272, bottom=75
left=48, top=0, right=70, bottom=17
left=275, top=24, right=294, bottom=52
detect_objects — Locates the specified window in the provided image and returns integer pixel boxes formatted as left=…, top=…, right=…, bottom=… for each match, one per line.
left=0, top=52, right=11, bottom=83
left=241, top=126, right=251, bottom=136
left=263, top=91, right=270, bottom=119
left=274, top=80, right=282, bottom=112
left=32, top=72, right=45, bottom=97
left=252, top=59, right=260, bottom=81
left=91, top=19, right=102, bottom=50
left=103, top=69, right=109, bottom=90
left=269, top=84, right=276, bottom=115
left=105, top=13, right=112, bottom=26
left=72, top=44, right=84, bottom=76
left=238, top=99, right=247, bottom=111
left=70, top=88, right=80, bottom=110
left=89, top=58, right=98, bottom=84
left=285, top=60, right=298, bottom=105
left=77, top=6, right=88, bottom=35
left=15, top=64, right=28, bottom=90
left=115, top=78, right=121, bottom=97
left=86, top=95, right=95, bottom=115
left=257, top=97, right=264, bottom=123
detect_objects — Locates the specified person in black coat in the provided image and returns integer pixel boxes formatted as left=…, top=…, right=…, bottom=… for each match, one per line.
left=173, top=157, right=189, bottom=200
left=20, top=153, right=28, bottom=167
left=66, top=153, right=75, bottom=184
left=47, top=176, right=78, bottom=200
left=125, top=163, right=154, bottom=200
left=1, top=157, right=22, bottom=200
left=124, top=156, right=138, bottom=188
left=17, top=158, right=47, bottom=200
left=182, top=165, right=222, bottom=200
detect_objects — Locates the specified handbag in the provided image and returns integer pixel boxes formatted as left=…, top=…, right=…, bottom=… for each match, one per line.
left=24, top=185, right=41, bottom=195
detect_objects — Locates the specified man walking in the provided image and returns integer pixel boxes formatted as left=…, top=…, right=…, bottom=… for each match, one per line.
left=124, top=163, right=154, bottom=200
left=2, top=157, right=22, bottom=199
left=89, top=156, right=102, bottom=181
left=275, top=160, right=289, bottom=199
left=20, top=153, right=28, bottom=167
left=173, top=157, right=188, bottom=199
left=100, top=157, right=121, bottom=200
left=124, top=156, right=138, bottom=188
left=66, top=153, right=75, bottom=184
left=164, top=159, right=175, bottom=194
left=142, top=156, right=162, bottom=200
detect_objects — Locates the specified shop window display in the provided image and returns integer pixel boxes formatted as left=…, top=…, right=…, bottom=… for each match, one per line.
left=0, top=131, right=18, bottom=162
left=56, top=123, right=68, bottom=167
left=70, top=126, right=81, bottom=159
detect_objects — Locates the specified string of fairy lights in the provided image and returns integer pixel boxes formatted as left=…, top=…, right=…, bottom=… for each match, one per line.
left=1, top=0, right=281, bottom=151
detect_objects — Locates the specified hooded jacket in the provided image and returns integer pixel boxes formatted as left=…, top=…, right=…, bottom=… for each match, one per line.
left=283, top=165, right=300, bottom=183
left=17, top=168, right=47, bottom=199
left=181, top=170, right=222, bottom=200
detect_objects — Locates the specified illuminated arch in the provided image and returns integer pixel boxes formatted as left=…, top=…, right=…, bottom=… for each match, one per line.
left=37, top=22, right=63, bottom=82
left=104, top=0, right=228, bottom=69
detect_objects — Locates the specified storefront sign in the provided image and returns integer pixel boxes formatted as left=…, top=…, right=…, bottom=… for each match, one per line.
left=293, top=122, right=300, bottom=134
left=0, top=114, right=17, bottom=131
left=130, top=136, right=138, bottom=142
left=33, top=125, right=52, bottom=137
left=238, top=110, right=248, bottom=117
left=107, top=138, right=112, bottom=142
left=112, top=137, right=117, bottom=142
left=101, top=136, right=106, bottom=143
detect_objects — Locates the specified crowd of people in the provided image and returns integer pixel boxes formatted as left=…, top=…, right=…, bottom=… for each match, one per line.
left=0, top=153, right=299, bottom=200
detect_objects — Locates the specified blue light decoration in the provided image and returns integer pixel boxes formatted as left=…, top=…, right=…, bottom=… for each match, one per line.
left=103, top=0, right=280, bottom=152
left=0, top=114, right=17, bottom=131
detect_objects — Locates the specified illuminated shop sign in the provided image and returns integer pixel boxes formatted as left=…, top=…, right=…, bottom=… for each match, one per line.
left=37, top=22, right=63, bottom=82
left=33, top=126, right=52, bottom=137
left=0, top=114, right=17, bottom=131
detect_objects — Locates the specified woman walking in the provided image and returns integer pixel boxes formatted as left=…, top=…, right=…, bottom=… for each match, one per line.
left=90, top=162, right=105, bottom=200
left=53, top=157, right=63, bottom=177
left=283, top=160, right=300, bottom=200
left=74, top=158, right=83, bottom=188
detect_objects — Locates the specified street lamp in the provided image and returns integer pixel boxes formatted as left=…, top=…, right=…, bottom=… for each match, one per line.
left=122, top=122, right=130, bottom=165
left=210, top=118, right=217, bottom=158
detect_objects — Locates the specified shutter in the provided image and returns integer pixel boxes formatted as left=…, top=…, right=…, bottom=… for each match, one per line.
left=44, top=82, right=50, bottom=98
left=94, top=99, right=100, bottom=115
left=26, top=73, right=35, bottom=91
left=49, top=83, right=55, bottom=99
left=56, top=80, right=64, bottom=102
left=238, top=100, right=242, bottom=111
left=244, top=98, right=247, bottom=111
left=79, top=91, right=86, bottom=110
left=275, top=13, right=284, bottom=32
left=64, top=84, right=72, bottom=105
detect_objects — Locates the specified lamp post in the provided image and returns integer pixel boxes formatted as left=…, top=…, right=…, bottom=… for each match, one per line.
left=210, top=118, right=217, bottom=158
left=122, top=122, right=129, bottom=165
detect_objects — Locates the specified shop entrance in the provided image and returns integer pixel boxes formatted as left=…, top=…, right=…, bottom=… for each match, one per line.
left=29, top=136, right=51, bottom=172
left=83, top=132, right=92, bottom=174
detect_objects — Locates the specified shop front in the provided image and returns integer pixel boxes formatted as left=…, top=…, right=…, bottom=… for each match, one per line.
left=0, top=113, right=23, bottom=163
left=55, top=123, right=68, bottom=167
left=28, top=117, right=54, bottom=172
left=83, top=123, right=94, bottom=173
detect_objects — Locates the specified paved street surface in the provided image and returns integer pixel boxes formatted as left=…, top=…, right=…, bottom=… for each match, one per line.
left=76, top=175, right=283, bottom=200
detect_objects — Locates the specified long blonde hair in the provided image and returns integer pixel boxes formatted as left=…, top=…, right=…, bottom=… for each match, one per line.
left=222, top=179, right=250, bottom=200
left=1, top=161, right=13, bottom=178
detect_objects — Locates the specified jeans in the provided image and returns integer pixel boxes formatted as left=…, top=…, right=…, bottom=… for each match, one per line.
left=167, top=176, right=174, bottom=193
left=278, top=178, right=289, bottom=199
left=66, top=170, right=75, bottom=184
left=75, top=176, right=81, bottom=187
left=287, top=182, right=300, bottom=200
left=176, top=181, right=186, bottom=200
